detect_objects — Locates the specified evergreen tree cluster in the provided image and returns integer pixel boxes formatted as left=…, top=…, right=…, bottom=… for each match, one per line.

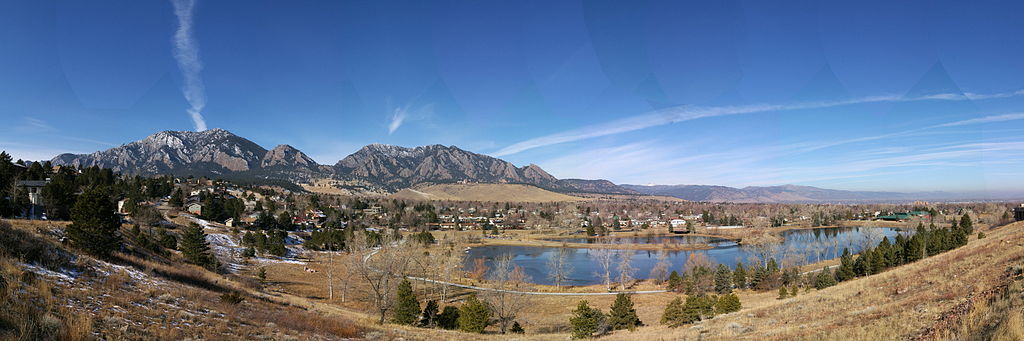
left=569, top=293, right=642, bottom=338
left=305, top=227, right=348, bottom=251
left=241, top=229, right=288, bottom=257
left=660, top=293, right=740, bottom=327
left=196, top=190, right=245, bottom=222
left=806, top=220, right=975, bottom=291
left=390, top=281, right=515, bottom=334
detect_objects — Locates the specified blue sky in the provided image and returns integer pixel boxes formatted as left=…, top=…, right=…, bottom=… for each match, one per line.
left=2, top=0, right=1024, bottom=194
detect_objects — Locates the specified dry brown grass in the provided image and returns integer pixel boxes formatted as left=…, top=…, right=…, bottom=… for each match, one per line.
left=590, top=221, right=1024, bottom=341
left=1, top=218, right=366, bottom=340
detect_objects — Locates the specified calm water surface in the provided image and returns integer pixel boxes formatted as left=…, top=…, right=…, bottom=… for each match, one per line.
left=465, top=226, right=906, bottom=285
left=543, top=235, right=732, bottom=245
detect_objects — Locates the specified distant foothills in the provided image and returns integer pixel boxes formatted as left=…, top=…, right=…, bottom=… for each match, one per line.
left=34, top=129, right=1012, bottom=203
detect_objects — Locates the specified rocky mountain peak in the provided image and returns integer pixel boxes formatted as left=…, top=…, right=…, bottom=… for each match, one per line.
left=261, top=144, right=318, bottom=169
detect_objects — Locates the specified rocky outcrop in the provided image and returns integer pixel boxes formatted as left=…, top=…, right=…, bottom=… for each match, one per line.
left=51, top=129, right=266, bottom=175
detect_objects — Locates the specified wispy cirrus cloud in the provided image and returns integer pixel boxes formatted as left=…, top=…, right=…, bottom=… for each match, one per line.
left=386, top=104, right=432, bottom=135
left=933, top=112, right=1024, bottom=128
left=171, top=0, right=207, bottom=132
left=537, top=113, right=1024, bottom=187
left=492, top=90, right=1024, bottom=156
left=387, top=107, right=408, bottom=134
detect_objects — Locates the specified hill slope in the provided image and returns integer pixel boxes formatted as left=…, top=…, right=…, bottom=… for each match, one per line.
left=602, top=221, right=1024, bottom=340
left=389, top=183, right=584, bottom=202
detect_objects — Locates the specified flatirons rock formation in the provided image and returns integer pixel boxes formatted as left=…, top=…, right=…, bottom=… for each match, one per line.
left=50, top=129, right=635, bottom=195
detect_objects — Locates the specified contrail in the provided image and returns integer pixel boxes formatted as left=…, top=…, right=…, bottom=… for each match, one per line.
left=492, top=90, right=1024, bottom=157
left=171, top=0, right=207, bottom=131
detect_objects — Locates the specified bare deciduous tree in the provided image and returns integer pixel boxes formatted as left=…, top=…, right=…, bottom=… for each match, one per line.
left=648, top=250, right=670, bottom=284
left=547, top=248, right=574, bottom=288
left=348, top=231, right=412, bottom=324
left=617, top=251, right=635, bottom=290
left=591, top=246, right=616, bottom=292
left=436, top=242, right=465, bottom=302
left=486, top=254, right=531, bottom=334
left=744, top=232, right=783, bottom=267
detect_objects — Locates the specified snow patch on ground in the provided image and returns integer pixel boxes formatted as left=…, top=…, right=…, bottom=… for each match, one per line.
left=255, top=257, right=306, bottom=265
left=19, top=263, right=79, bottom=282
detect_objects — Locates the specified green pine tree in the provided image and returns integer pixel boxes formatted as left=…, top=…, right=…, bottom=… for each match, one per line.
left=392, top=279, right=420, bottom=325
left=777, top=286, right=788, bottom=299
left=815, top=267, right=837, bottom=289
left=960, top=214, right=973, bottom=235
left=458, top=294, right=491, bottom=333
left=569, top=300, right=605, bottom=339
left=660, top=297, right=687, bottom=327
left=608, top=293, right=643, bottom=331
left=714, top=293, right=742, bottom=314
left=714, top=264, right=733, bottom=294
left=179, top=223, right=215, bottom=268
left=835, top=248, right=855, bottom=281
left=66, top=186, right=122, bottom=258
left=667, top=271, right=682, bottom=292
left=170, top=188, right=184, bottom=207
left=733, top=262, right=747, bottom=289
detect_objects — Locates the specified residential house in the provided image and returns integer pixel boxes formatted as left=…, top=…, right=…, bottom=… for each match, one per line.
left=186, top=202, right=203, bottom=216
left=15, top=180, right=48, bottom=205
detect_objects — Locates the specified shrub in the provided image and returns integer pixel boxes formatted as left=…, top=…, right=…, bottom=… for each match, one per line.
left=419, top=300, right=438, bottom=328
left=437, top=306, right=460, bottom=330
left=778, top=287, right=788, bottom=299
left=715, top=293, right=741, bottom=314
left=509, top=321, right=525, bottom=334
left=220, top=291, right=244, bottom=305
left=457, top=294, right=491, bottom=333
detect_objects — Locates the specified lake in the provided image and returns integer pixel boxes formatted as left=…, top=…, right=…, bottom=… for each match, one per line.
left=543, top=234, right=733, bottom=246
left=464, top=226, right=906, bottom=286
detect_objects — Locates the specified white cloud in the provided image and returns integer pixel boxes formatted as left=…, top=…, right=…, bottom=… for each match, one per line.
left=933, top=113, right=1024, bottom=128
left=172, top=0, right=208, bottom=132
left=387, top=107, right=407, bottom=134
left=385, top=104, right=432, bottom=135
left=493, top=90, right=1024, bottom=156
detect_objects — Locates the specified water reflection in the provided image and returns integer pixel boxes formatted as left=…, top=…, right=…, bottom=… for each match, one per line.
left=465, top=226, right=906, bottom=285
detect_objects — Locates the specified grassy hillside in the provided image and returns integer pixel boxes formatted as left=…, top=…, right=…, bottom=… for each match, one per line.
left=0, top=219, right=364, bottom=340
left=390, top=183, right=586, bottom=203
left=597, top=221, right=1024, bottom=340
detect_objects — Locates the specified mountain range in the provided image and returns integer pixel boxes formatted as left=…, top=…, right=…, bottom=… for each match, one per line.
left=50, top=129, right=636, bottom=195
left=48, top=129, right=985, bottom=202
left=620, top=184, right=954, bottom=203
